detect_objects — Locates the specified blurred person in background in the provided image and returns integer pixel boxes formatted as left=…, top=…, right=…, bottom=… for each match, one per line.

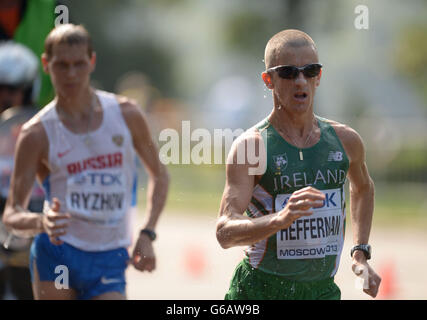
left=2, top=24, right=169, bottom=300
left=0, top=41, right=44, bottom=300
left=216, top=29, right=381, bottom=300
left=0, top=0, right=58, bottom=107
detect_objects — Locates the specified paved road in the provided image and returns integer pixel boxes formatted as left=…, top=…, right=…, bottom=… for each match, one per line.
left=126, top=214, right=427, bottom=300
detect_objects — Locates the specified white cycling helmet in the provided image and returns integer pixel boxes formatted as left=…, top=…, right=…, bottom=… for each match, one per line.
left=0, top=41, right=41, bottom=104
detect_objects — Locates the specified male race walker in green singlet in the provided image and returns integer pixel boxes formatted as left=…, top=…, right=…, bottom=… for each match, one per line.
left=216, top=29, right=381, bottom=299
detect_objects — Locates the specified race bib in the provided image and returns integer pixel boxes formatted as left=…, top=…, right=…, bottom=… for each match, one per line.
left=275, top=188, right=344, bottom=259
left=66, top=169, right=127, bottom=226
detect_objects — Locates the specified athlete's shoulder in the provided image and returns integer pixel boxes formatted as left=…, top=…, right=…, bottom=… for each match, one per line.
left=112, top=94, right=151, bottom=142
left=14, top=117, right=48, bottom=161
left=232, top=125, right=263, bottom=149
left=20, top=104, right=53, bottom=142
left=113, top=94, right=146, bottom=125
left=16, top=103, right=57, bottom=154
left=226, top=124, right=266, bottom=176
left=114, top=94, right=139, bottom=111
left=320, top=117, right=365, bottom=161
left=319, top=117, right=361, bottom=142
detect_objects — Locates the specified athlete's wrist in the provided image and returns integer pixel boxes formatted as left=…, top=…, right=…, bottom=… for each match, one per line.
left=352, top=249, right=368, bottom=263
left=37, top=214, right=45, bottom=234
left=271, top=210, right=291, bottom=230
left=139, top=228, right=156, bottom=241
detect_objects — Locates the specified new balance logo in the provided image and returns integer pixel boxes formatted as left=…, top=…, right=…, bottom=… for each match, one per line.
left=328, top=151, right=343, bottom=161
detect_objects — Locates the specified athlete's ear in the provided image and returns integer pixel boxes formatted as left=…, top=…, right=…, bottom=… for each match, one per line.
left=41, top=53, right=49, bottom=74
left=89, top=52, right=97, bottom=72
left=262, top=72, right=274, bottom=89
left=315, top=68, right=322, bottom=87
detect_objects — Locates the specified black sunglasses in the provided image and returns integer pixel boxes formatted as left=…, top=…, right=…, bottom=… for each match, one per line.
left=267, top=63, right=322, bottom=79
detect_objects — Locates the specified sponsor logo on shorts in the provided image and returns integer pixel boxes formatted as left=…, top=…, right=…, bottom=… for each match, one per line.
left=100, top=276, right=122, bottom=285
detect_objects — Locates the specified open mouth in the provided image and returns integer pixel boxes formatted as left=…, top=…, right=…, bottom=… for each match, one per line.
left=294, top=92, right=308, bottom=101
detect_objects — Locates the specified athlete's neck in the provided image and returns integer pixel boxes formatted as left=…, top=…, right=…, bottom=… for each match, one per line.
left=268, top=105, right=316, bottom=139
left=55, top=87, right=95, bottom=118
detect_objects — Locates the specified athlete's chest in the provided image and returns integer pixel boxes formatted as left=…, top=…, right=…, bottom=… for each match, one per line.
left=266, top=151, right=348, bottom=194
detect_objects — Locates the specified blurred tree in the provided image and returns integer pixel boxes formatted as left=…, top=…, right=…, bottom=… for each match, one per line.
left=343, top=90, right=369, bottom=119
left=394, top=23, right=427, bottom=113
left=61, top=0, right=177, bottom=97
left=151, top=0, right=189, bottom=7
left=223, top=10, right=270, bottom=55
left=285, top=0, right=305, bottom=30
left=99, top=42, right=175, bottom=98
left=223, top=0, right=306, bottom=56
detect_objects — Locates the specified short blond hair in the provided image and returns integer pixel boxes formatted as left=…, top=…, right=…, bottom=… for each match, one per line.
left=264, top=29, right=318, bottom=69
left=44, top=24, right=93, bottom=60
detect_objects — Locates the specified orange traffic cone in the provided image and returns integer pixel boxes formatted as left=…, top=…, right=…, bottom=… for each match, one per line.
left=183, top=244, right=207, bottom=278
left=376, top=259, right=397, bottom=299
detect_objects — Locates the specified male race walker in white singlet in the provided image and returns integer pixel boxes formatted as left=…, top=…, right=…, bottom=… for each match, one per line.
left=2, top=24, right=169, bottom=300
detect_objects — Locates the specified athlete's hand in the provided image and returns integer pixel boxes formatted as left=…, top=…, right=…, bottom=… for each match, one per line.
left=352, top=252, right=381, bottom=298
left=42, top=198, right=70, bottom=246
left=131, top=233, right=156, bottom=272
left=275, top=186, right=326, bottom=228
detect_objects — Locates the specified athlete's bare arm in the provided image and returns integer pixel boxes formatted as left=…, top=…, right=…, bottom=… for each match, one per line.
left=332, top=121, right=381, bottom=298
left=2, top=119, right=70, bottom=245
left=216, top=131, right=326, bottom=249
left=119, top=97, right=169, bottom=272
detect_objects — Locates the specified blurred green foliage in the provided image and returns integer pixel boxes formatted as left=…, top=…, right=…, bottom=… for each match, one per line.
left=63, top=0, right=178, bottom=97
left=223, top=11, right=270, bottom=54
left=382, top=147, right=427, bottom=183
left=138, top=164, right=225, bottom=214
left=394, top=23, right=427, bottom=111
left=372, top=183, right=427, bottom=229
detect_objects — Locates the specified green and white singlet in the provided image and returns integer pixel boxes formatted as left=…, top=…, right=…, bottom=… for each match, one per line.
left=244, top=115, right=349, bottom=282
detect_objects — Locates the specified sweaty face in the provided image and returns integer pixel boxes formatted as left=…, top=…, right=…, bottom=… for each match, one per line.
left=46, top=43, right=95, bottom=97
left=269, top=45, right=320, bottom=114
